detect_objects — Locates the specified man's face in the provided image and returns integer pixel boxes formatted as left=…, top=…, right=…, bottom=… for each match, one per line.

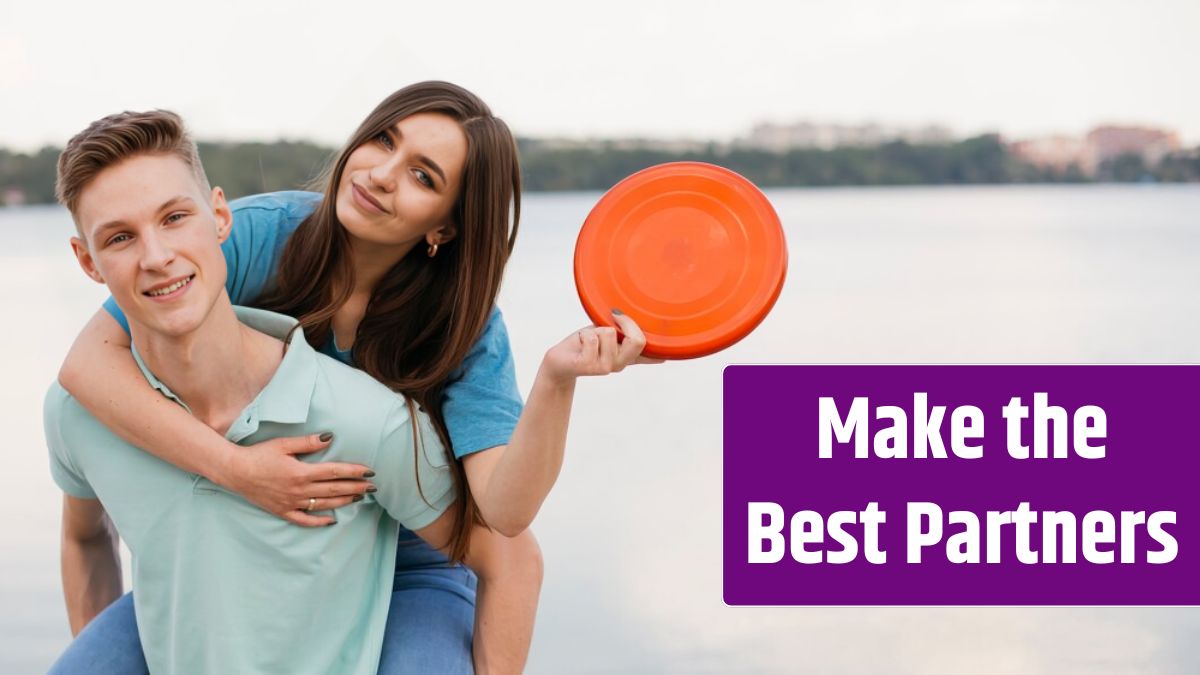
left=72, top=153, right=232, bottom=339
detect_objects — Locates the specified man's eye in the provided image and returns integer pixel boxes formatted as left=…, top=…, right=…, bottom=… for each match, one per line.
left=414, top=169, right=433, bottom=188
left=376, top=131, right=394, bottom=150
left=107, top=233, right=131, bottom=246
left=166, top=212, right=187, bottom=224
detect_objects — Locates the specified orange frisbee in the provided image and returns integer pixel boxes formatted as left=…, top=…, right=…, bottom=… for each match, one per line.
left=574, top=162, right=787, bottom=359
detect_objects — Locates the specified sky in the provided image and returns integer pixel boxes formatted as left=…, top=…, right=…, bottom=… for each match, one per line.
left=1, top=0, right=1197, bottom=151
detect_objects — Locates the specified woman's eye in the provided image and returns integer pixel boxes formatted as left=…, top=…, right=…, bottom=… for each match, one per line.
left=414, top=169, right=433, bottom=188
left=376, top=131, right=394, bottom=150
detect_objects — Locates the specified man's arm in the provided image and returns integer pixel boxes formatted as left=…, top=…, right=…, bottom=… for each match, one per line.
left=60, top=494, right=121, bottom=636
left=415, top=511, right=543, bottom=674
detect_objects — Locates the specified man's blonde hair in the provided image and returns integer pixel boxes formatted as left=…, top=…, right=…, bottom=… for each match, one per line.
left=56, top=110, right=211, bottom=219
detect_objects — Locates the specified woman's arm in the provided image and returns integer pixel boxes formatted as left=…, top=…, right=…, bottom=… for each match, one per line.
left=60, top=495, right=121, bottom=636
left=466, top=311, right=655, bottom=535
left=59, top=309, right=374, bottom=527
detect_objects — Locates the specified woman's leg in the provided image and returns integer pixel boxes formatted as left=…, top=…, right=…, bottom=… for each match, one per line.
left=379, top=534, right=479, bottom=675
left=47, top=592, right=149, bottom=675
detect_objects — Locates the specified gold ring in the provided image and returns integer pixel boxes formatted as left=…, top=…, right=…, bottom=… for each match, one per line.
left=307, top=497, right=317, bottom=511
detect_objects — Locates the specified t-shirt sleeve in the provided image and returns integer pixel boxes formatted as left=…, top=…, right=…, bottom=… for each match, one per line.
left=442, top=307, right=525, bottom=458
left=373, top=399, right=456, bottom=531
left=43, top=384, right=97, bottom=499
left=101, top=191, right=320, bottom=333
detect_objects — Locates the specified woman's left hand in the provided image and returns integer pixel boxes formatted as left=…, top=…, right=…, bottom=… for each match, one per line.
left=541, top=310, right=663, bottom=385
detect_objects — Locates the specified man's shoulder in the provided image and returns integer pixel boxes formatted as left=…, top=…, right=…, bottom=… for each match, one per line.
left=308, top=351, right=408, bottom=419
left=43, top=382, right=124, bottom=478
left=43, top=382, right=112, bottom=441
left=300, top=355, right=450, bottom=514
left=44, top=383, right=105, bottom=498
left=303, top=353, right=429, bottom=470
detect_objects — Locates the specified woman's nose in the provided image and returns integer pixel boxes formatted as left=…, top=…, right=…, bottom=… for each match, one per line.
left=368, top=153, right=404, bottom=192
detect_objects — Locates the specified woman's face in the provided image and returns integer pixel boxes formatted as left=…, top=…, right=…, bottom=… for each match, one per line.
left=335, top=112, right=467, bottom=253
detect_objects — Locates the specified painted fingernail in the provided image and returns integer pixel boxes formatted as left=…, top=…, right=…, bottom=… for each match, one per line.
left=366, top=485, right=377, bottom=493
left=612, top=308, right=624, bottom=315
left=352, top=495, right=364, bottom=502
left=363, top=471, right=376, bottom=478
left=319, top=432, right=333, bottom=442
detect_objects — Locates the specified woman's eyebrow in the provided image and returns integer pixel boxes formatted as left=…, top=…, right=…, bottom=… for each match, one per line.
left=416, top=154, right=447, bottom=184
left=390, top=125, right=448, bottom=185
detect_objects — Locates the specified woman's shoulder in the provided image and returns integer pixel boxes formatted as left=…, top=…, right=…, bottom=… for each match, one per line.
left=225, top=191, right=323, bottom=246
left=229, top=191, right=323, bottom=220
left=472, top=305, right=511, bottom=355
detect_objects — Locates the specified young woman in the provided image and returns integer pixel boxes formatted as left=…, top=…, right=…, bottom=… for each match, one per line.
left=53, top=81, right=651, bottom=673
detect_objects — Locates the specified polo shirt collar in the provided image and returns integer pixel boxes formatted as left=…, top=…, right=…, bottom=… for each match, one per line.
left=130, top=306, right=318, bottom=429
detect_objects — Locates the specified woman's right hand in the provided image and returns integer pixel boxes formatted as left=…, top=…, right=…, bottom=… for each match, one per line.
left=540, top=310, right=661, bottom=386
left=213, top=433, right=376, bottom=527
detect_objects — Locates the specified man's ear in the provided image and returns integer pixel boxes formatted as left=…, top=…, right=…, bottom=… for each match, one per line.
left=70, top=236, right=105, bottom=284
left=427, top=220, right=458, bottom=247
left=210, top=186, right=232, bottom=243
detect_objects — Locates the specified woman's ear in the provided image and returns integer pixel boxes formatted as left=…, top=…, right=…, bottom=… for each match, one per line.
left=427, top=221, right=458, bottom=246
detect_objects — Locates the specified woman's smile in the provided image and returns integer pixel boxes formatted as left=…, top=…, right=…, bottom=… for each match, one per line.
left=351, top=182, right=388, bottom=215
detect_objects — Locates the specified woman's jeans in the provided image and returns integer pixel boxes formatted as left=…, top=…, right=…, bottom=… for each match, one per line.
left=49, top=531, right=478, bottom=674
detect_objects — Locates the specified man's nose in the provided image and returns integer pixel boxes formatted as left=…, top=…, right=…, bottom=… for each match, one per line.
left=139, top=231, right=176, bottom=271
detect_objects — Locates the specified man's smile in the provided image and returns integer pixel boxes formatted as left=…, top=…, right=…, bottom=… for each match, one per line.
left=143, top=274, right=195, bottom=299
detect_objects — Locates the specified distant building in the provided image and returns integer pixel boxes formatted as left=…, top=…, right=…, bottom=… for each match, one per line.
left=1011, top=125, right=1181, bottom=175
left=1010, top=136, right=1089, bottom=172
left=737, top=122, right=955, bottom=152
left=1084, top=125, right=1180, bottom=172
left=1, top=187, right=26, bottom=207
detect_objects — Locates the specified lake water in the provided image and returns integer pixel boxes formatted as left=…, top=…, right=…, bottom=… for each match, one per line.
left=2, top=185, right=1198, bottom=674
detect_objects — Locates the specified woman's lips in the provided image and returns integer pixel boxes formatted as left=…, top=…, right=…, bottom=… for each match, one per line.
left=352, top=183, right=387, bottom=215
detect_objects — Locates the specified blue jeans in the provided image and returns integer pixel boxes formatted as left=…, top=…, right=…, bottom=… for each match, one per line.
left=48, top=592, right=147, bottom=675
left=49, top=532, right=478, bottom=675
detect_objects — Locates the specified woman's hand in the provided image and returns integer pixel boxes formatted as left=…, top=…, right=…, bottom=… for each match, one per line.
left=213, top=433, right=377, bottom=527
left=541, top=310, right=662, bottom=386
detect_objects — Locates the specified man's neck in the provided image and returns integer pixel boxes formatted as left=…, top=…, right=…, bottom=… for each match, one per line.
left=131, top=295, right=285, bottom=435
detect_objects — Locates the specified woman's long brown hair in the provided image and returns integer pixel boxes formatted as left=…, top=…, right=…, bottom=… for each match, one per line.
left=257, top=81, right=521, bottom=561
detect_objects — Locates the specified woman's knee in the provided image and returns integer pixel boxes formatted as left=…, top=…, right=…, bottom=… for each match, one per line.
left=379, top=586, right=475, bottom=675
left=48, top=592, right=148, bottom=675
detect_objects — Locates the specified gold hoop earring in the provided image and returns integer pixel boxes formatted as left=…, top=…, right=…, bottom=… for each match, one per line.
left=427, top=243, right=439, bottom=258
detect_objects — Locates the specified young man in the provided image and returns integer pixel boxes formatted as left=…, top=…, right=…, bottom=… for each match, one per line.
left=44, top=110, right=523, bottom=674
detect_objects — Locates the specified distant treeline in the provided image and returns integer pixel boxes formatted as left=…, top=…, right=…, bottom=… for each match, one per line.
left=4, top=135, right=1199, bottom=206
left=0, top=141, right=335, bottom=206
left=519, top=136, right=1200, bottom=189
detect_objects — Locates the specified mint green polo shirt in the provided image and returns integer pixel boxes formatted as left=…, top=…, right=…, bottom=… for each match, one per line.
left=44, top=307, right=456, bottom=675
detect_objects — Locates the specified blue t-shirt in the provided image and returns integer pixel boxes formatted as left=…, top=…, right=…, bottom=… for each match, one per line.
left=102, top=191, right=523, bottom=458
